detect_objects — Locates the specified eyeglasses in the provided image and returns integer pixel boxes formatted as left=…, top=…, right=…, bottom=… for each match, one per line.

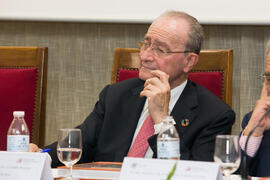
left=138, top=41, right=193, bottom=57
left=259, top=73, right=270, bottom=83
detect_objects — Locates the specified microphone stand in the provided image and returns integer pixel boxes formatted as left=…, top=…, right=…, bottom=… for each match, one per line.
left=242, top=108, right=270, bottom=180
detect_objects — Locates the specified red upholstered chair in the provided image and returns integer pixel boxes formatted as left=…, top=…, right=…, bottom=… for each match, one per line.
left=111, top=48, right=233, bottom=107
left=0, top=46, right=48, bottom=150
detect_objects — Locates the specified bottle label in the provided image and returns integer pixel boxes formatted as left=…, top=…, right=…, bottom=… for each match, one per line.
left=7, top=135, right=29, bottom=152
left=157, top=140, right=180, bottom=159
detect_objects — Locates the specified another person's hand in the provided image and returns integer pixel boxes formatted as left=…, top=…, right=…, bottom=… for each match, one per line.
left=29, top=143, right=42, bottom=152
left=140, top=70, right=170, bottom=124
left=244, top=81, right=270, bottom=136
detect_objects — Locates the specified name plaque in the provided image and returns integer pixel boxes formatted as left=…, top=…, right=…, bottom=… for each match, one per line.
left=0, top=151, right=52, bottom=180
left=119, top=157, right=222, bottom=180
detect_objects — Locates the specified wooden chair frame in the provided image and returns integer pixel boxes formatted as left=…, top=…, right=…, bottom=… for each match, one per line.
left=111, top=48, right=233, bottom=107
left=0, top=46, right=48, bottom=146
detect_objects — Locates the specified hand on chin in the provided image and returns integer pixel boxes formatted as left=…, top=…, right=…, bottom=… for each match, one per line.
left=139, top=67, right=156, bottom=80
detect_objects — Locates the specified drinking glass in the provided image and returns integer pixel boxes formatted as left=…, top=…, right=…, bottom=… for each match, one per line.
left=57, top=129, right=82, bottom=179
left=214, top=135, right=241, bottom=180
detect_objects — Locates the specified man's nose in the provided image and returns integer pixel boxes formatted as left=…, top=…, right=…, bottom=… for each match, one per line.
left=140, top=47, right=155, bottom=61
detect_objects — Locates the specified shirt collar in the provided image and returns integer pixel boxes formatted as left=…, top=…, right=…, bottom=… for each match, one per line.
left=169, top=80, right=187, bottom=113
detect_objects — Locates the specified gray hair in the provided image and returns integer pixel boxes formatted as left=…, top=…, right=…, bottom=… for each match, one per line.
left=160, top=11, right=204, bottom=55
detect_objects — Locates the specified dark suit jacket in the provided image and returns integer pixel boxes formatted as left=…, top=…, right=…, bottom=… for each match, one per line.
left=46, top=78, right=235, bottom=168
left=241, top=112, right=270, bottom=177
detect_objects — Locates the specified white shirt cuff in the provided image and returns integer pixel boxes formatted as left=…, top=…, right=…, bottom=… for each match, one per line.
left=154, top=122, right=163, bottom=134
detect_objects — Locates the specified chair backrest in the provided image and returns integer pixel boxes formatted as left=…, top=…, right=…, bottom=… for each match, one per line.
left=0, top=46, right=48, bottom=150
left=111, top=48, right=233, bottom=107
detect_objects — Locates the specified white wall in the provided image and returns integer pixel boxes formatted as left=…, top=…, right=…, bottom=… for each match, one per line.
left=1, top=0, right=270, bottom=24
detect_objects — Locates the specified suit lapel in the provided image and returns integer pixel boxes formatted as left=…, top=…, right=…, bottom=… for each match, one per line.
left=121, top=81, right=146, bottom=135
left=114, top=81, right=146, bottom=160
left=171, top=80, right=199, bottom=135
left=128, top=82, right=146, bottom=126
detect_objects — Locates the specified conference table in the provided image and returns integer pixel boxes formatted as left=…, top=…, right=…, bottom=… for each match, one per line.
left=51, top=166, right=269, bottom=180
left=0, top=150, right=267, bottom=180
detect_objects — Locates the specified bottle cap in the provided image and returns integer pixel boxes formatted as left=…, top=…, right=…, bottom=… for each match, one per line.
left=13, top=111, right=25, bottom=117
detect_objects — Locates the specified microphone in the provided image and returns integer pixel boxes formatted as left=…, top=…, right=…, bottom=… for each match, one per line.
left=241, top=107, right=270, bottom=180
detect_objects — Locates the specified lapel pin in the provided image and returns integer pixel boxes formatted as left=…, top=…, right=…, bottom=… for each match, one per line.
left=181, top=118, right=190, bottom=127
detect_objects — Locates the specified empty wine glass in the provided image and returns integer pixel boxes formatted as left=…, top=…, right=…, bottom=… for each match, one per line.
left=57, top=129, right=82, bottom=179
left=214, top=135, right=241, bottom=180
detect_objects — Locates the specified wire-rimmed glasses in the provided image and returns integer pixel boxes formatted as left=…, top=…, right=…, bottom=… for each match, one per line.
left=138, top=41, right=193, bottom=58
left=259, top=73, right=270, bottom=83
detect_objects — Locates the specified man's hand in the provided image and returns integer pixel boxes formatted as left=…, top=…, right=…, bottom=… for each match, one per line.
left=29, top=143, right=42, bottom=152
left=140, top=70, right=170, bottom=124
left=244, top=81, right=270, bottom=136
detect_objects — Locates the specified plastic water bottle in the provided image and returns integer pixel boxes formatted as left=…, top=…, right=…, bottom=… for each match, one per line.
left=157, top=116, right=180, bottom=160
left=7, top=111, right=30, bottom=151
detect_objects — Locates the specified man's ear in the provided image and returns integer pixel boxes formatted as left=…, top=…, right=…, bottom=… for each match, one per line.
left=183, top=53, right=199, bottom=73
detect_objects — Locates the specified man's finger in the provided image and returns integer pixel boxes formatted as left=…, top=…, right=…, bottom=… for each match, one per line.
left=260, top=81, right=269, bottom=98
left=144, top=77, right=160, bottom=87
left=140, top=84, right=160, bottom=97
left=29, top=143, right=41, bottom=152
left=150, top=70, right=170, bottom=84
left=140, top=89, right=154, bottom=98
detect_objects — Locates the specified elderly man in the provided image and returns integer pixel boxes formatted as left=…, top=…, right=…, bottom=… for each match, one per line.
left=240, top=39, right=270, bottom=177
left=31, top=11, right=235, bottom=167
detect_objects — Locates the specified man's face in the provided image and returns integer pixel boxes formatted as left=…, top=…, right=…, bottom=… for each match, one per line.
left=264, top=51, right=270, bottom=93
left=138, top=16, right=194, bottom=88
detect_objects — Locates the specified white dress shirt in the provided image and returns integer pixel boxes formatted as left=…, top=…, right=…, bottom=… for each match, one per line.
left=128, top=80, right=187, bottom=158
